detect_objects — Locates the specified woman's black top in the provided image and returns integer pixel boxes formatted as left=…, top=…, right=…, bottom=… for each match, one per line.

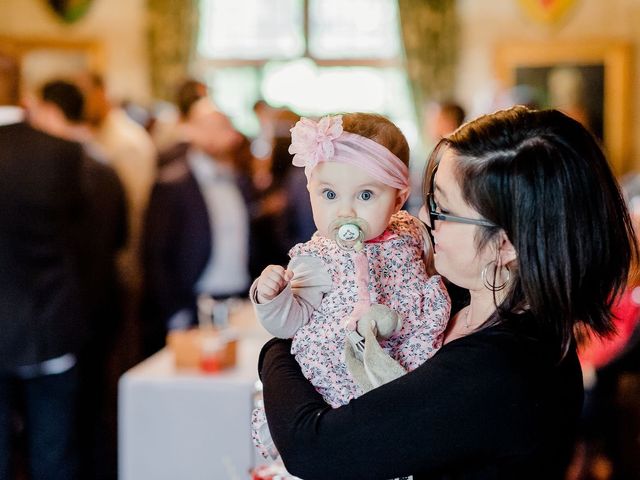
left=258, top=317, right=583, bottom=480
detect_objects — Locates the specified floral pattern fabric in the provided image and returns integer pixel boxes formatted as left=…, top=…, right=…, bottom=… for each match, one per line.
left=289, top=210, right=450, bottom=407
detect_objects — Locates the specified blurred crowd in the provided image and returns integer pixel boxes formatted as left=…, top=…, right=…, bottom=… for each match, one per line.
left=0, top=74, right=314, bottom=480
left=1, top=73, right=639, bottom=480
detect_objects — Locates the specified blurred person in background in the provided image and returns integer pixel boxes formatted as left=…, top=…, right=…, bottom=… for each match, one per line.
left=28, top=81, right=93, bottom=144
left=176, top=78, right=209, bottom=123
left=250, top=134, right=315, bottom=274
left=407, top=100, right=467, bottom=215
left=0, top=85, right=92, bottom=480
left=251, top=99, right=279, bottom=172
left=276, top=133, right=315, bottom=249
left=29, top=79, right=128, bottom=480
left=80, top=73, right=156, bottom=280
left=568, top=174, right=640, bottom=480
left=424, top=100, right=466, bottom=143
left=251, top=100, right=297, bottom=192
left=152, top=77, right=209, bottom=157
left=141, top=98, right=258, bottom=356
left=249, top=107, right=315, bottom=273
left=79, top=72, right=156, bottom=369
left=250, top=134, right=296, bottom=272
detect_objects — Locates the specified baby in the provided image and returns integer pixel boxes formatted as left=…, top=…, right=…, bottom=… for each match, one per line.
left=251, top=113, right=450, bottom=458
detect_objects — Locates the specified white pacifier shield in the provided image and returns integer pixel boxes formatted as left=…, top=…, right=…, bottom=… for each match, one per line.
left=337, top=223, right=360, bottom=242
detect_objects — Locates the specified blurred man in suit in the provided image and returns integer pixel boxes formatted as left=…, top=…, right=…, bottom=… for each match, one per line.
left=0, top=101, right=89, bottom=480
left=142, top=99, right=257, bottom=356
left=29, top=79, right=128, bottom=480
left=30, top=80, right=127, bottom=337
left=79, top=73, right=156, bottom=372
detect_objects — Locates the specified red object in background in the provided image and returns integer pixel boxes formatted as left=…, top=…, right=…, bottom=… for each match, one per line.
left=200, top=355, right=221, bottom=373
left=579, top=287, right=640, bottom=369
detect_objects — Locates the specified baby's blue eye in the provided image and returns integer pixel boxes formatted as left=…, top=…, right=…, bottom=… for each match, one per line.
left=358, top=190, right=373, bottom=201
left=322, top=189, right=336, bottom=200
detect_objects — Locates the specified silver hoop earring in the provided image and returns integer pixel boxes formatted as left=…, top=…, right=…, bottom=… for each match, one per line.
left=481, top=262, right=510, bottom=292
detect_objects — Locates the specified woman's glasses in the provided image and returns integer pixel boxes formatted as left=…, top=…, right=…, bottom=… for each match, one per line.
left=423, top=164, right=496, bottom=244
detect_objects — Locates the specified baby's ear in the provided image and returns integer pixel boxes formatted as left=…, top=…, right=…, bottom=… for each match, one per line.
left=394, top=188, right=410, bottom=211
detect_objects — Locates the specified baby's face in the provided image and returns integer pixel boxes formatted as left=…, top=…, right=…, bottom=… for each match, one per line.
left=307, top=161, right=405, bottom=242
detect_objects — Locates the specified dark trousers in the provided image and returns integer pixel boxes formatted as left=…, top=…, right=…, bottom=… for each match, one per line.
left=0, top=366, right=79, bottom=480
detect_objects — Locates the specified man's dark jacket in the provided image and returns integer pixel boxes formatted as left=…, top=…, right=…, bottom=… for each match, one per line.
left=0, top=122, right=89, bottom=370
left=141, top=145, right=259, bottom=355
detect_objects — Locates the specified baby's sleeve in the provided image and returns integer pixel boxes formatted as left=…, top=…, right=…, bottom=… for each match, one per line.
left=250, top=256, right=331, bottom=338
left=393, top=274, right=451, bottom=371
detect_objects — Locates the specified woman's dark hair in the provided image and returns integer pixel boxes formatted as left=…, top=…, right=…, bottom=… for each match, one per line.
left=425, top=106, right=637, bottom=355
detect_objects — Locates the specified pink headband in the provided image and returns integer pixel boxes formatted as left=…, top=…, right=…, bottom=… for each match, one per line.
left=288, top=115, right=410, bottom=190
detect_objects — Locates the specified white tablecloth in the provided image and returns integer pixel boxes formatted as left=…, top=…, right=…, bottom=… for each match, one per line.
left=118, top=304, right=270, bottom=480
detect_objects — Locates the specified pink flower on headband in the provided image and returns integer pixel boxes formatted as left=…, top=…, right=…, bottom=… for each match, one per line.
left=289, top=115, right=344, bottom=171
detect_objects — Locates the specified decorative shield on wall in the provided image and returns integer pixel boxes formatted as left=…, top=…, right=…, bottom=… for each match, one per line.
left=45, top=0, right=94, bottom=24
left=518, top=0, right=578, bottom=24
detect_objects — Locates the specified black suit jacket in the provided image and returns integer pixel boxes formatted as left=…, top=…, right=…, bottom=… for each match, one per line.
left=0, top=122, right=89, bottom=370
left=78, top=154, right=127, bottom=342
left=141, top=150, right=258, bottom=354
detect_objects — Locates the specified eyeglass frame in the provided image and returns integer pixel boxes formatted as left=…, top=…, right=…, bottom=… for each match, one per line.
left=423, top=163, right=497, bottom=243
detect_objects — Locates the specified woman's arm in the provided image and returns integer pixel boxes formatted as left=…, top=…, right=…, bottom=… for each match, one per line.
left=259, top=334, right=533, bottom=480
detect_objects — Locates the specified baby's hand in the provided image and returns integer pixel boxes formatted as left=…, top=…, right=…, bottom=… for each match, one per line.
left=256, top=265, right=293, bottom=304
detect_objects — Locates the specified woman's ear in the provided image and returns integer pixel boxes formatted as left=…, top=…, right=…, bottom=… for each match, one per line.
left=394, top=188, right=410, bottom=212
left=498, top=231, right=517, bottom=266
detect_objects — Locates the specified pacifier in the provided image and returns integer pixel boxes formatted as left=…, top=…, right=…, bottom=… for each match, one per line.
left=332, top=219, right=366, bottom=252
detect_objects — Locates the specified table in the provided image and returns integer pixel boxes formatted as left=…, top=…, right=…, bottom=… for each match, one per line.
left=118, top=303, right=271, bottom=480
